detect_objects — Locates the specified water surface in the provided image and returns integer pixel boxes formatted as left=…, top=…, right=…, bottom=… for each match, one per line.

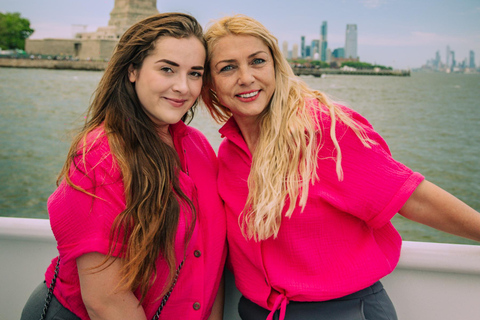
left=1, top=68, right=479, bottom=245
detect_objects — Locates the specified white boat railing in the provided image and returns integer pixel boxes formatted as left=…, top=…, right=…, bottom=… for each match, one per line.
left=1, top=217, right=480, bottom=320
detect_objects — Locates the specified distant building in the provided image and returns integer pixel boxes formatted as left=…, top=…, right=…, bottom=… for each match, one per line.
left=345, top=24, right=357, bottom=59
left=320, top=21, right=328, bottom=62
left=311, top=39, right=320, bottom=59
left=422, top=48, right=476, bottom=73
left=451, top=50, right=456, bottom=69
left=446, top=45, right=451, bottom=68
left=282, top=41, right=289, bottom=59
left=305, top=46, right=311, bottom=59
left=301, top=36, right=306, bottom=58
left=292, top=43, right=299, bottom=60
left=332, top=47, right=345, bottom=58
left=26, top=0, right=159, bottom=60
left=469, top=50, right=476, bottom=69
left=434, top=50, right=441, bottom=70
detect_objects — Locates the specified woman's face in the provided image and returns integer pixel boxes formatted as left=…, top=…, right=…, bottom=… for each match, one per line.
left=209, top=35, right=275, bottom=124
left=129, top=36, right=205, bottom=134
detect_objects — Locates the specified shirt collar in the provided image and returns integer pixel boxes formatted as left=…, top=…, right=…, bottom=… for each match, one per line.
left=219, top=116, right=240, bottom=139
left=218, top=117, right=252, bottom=158
left=169, top=120, right=189, bottom=139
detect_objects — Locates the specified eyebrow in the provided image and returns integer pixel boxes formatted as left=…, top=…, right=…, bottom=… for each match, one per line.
left=214, top=50, right=268, bottom=68
left=155, top=59, right=204, bottom=70
left=156, top=59, right=178, bottom=66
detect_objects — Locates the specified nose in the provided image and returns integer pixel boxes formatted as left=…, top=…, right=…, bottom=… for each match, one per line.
left=237, top=66, right=254, bottom=86
left=172, top=74, right=189, bottom=94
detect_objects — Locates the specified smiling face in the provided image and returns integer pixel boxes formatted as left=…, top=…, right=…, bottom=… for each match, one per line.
left=129, top=36, right=205, bottom=134
left=209, top=35, right=275, bottom=125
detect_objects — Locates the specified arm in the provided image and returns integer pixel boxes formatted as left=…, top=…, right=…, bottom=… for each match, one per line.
left=207, top=274, right=225, bottom=320
left=77, top=252, right=147, bottom=320
left=399, top=179, right=480, bottom=242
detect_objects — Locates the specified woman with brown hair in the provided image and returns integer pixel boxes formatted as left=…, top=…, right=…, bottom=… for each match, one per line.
left=21, top=13, right=226, bottom=320
left=201, top=14, right=480, bottom=320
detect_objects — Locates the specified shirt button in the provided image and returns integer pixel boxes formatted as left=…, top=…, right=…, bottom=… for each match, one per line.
left=193, top=302, right=201, bottom=310
left=194, top=250, right=201, bottom=258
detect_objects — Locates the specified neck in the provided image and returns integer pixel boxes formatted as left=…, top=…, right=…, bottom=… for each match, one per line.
left=234, top=115, right=261, bottom=154
left=157, top=125, right=174, bottom=148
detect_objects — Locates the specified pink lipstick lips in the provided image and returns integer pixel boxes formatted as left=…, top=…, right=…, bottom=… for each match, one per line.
left=236, top=90, right=260, bottom=102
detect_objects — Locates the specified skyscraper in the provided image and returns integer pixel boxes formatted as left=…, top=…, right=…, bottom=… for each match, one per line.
left=311, top=39, right=320, bottom=60
left=320, top=21, right=328, bottom=62
left=345, top=24, right=357, bottom=59
left=469, top=50, right=476, bottom=69
left=292, top=43, right=299, bottom=60
left=434, top=50, right=441, bottom=70
left=446, top=45, right=451, bottom=68
left=301, top=36, right=306, bottom=58
left=282, top=41, right=289, bottom=59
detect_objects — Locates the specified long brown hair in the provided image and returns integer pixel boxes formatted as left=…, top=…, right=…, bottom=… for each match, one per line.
left=202, top=15, right=373, bottom=240
left=58, top=13, right=205, bottom=301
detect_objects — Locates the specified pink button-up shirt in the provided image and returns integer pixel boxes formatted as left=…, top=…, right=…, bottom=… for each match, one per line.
left=46, top=121, right=226, bottom=320
left=217, top=101, right=424, bottom=320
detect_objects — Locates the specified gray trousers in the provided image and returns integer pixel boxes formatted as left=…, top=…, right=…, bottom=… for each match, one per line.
left=20, top=282, right=81, bottom=320
left=238, top=281, right=398, bottom=320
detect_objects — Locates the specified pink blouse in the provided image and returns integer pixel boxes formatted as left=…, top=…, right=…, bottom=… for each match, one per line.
left=217, top=100, right=424, bottom=319
left=46, top=121, right=226, bottom=320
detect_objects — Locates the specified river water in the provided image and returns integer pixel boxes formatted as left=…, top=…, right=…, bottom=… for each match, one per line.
left=1, top=67, right=479, bottom=245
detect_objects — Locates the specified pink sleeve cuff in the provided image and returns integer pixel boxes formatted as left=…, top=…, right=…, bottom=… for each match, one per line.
left=368, top=172, right=425, bottom=228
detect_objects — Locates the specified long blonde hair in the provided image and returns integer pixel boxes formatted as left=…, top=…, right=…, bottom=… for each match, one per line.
left=202, top=15, right=373, bottom=241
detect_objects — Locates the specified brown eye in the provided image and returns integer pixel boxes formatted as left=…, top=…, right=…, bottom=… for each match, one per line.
left=161, top=67, right=174, bottom=73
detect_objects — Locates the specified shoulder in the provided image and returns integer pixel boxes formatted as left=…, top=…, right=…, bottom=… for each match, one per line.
left=307, top=98, right=373, bottom=131
left=71, top=126, right=120, bottom=184
left=309, top=100, right=392, bottom=153
left=184, top=125, right=209, bottom=142
left=307, top=98, right=376, bottom=137
left=77, top=126, right=110, bottom=157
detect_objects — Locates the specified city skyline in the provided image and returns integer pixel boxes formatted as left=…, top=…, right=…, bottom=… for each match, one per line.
left=1, top=0, right=479, bottom=69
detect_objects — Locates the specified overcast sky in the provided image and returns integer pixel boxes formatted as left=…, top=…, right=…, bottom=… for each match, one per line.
left=2, top=0, right=479, bottom=69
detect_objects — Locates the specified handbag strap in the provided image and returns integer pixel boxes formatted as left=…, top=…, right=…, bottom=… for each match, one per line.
left=40, top=257, right=61, bottom=320
left=40, top=256, right=185, bottom=320
left=151, top=257, right=185, bottom=320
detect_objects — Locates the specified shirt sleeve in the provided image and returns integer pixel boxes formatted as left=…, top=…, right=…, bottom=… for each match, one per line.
left=313, top=107, right=424, bottom=228
left=48, top=134, right=126, bottom=264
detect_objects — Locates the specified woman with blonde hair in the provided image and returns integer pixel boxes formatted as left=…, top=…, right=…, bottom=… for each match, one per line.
left=201, top=14, right=480, bottom=320
left=21, top=13, right=226, bottom=320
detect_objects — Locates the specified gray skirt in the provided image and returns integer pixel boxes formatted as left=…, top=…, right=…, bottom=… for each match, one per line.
left=20, top=282, right=81, bottom=320
left=238, top=281, right=398, bottom=320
